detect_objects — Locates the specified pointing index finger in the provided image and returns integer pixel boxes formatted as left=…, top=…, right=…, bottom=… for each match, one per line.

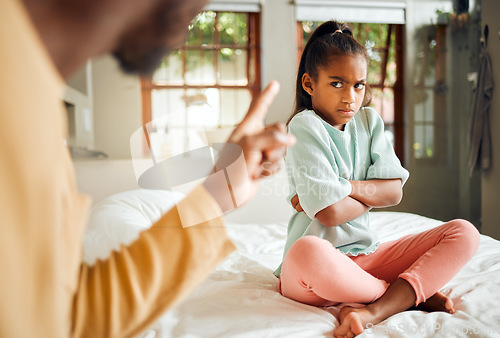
left=240, top=80, right=280, bottom=126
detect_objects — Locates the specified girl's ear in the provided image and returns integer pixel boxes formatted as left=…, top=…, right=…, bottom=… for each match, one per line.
left=302, top=73, right=314, bottom=96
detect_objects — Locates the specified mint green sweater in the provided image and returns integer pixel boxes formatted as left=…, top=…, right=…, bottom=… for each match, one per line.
left=275, top=108, right=409, bottom=277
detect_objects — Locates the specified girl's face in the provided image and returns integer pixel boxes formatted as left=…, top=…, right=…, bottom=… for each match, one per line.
left=303, top=54, right=367, bottom=130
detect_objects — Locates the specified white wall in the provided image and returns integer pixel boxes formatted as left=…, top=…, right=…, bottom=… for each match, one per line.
left=261, top=0, right=297, bottom=124
left=64, top=61, right=94, bottom=150
left=481, top=0, right=500, bottom=239
left=91, top=55, right=142, bottom=159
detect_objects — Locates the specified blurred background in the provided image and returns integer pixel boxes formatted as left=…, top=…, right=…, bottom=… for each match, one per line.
left=66, top=0, right=500, bottom=239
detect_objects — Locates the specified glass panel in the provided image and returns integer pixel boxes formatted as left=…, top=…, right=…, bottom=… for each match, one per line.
left=219, top=49, right=248, bottom=85
left=153, top=51, right=183, bottom=85
left=413, top=124, right=434, bottom=159
left=424, top=125, right=434, bottom=158
left=385, top=31, right=396, bottom=86
left=220, top=89, right=252, bottom=125
left=366, top=42, right=383, bottom=84
left=301, top=21, right=320, bottom=46
left=217, top=12, right=248, bottom=45
left=424, top=90, right=434, bottom=122
left=414, top=89, right=434, bottom=122
left=413, top=26, right=436, bottom=87
left=414, top=124, right=424, bottom=159
left=149, top=127, right=202, bottom=160
left=185, top=50, right=215, bottom=85
left=151, top=89, right=185, bottom=127
left=185, top=88, right=219, bottom=128
left=414, top=91, right=425, bottom=122
left=188, top=11, right=216, bottom=45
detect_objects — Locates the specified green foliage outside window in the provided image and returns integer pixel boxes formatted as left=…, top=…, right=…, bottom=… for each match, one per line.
left=155, top=11, right=250, bottom=84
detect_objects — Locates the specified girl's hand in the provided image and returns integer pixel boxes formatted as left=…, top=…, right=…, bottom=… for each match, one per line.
left=348, top=179, right=403, bottom=208
left=291, top=194, right=304, bottom=213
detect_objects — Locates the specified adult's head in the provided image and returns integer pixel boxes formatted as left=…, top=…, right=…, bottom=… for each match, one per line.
left=289, top=20, right=371, bottom=124
left=21, top=0, right=209, bottom=78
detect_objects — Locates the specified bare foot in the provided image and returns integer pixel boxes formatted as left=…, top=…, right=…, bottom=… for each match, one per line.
left=334, top=306, right=380, bottom=338
left=415, top=292, right=455, bottom=314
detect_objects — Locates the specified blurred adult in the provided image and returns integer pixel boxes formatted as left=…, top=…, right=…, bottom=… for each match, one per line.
left=0, top=0, right=294, bottom=336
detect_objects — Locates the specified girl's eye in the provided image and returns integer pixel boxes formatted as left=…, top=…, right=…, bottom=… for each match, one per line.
left=331, top=82, right=342, bottom=88
left=354, top=83, right=366, bottom=90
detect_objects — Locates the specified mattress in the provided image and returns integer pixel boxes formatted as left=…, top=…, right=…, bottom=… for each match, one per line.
left=83, top=189, right=500, bottom=337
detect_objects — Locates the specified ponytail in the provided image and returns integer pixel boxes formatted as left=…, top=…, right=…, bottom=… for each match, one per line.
left=287, top=21, right=370, bottom=125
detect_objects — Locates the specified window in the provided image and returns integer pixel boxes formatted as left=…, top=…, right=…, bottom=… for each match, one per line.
left=297, top=21, right=405, bottom=162
left=140, top=11, right=261, bottom=159
left=412, top=24, right=447, bottom=161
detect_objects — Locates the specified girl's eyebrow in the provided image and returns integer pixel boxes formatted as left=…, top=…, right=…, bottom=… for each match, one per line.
left=328, top=76, right=367, bottom=83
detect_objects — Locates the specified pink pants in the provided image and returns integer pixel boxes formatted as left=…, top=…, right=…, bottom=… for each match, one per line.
left=279, top=219, right=480, bottom=307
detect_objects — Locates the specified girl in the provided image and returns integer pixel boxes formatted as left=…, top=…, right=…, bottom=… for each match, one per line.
left=275, top=21, right=480, bottom=337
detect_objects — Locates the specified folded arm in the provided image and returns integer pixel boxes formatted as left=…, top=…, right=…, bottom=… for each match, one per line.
left=315, top=195, right=371, bottom=227
left=291, top=178, right=402, bottom=227
left=349, top=178, right=403, bottom=208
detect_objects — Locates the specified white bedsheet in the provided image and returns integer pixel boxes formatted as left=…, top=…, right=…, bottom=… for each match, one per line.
left=84, top=190, right=500, bottom=337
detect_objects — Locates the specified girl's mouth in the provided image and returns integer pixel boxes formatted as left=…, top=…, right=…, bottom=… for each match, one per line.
left=338, top=109, right=353, bottom=115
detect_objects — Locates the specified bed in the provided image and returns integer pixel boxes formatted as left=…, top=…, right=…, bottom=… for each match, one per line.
left=82, top=171, right=500, bottom=338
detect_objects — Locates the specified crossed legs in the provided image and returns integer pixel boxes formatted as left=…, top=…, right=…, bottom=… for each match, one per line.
left=279, top=219, right=480, bottom=337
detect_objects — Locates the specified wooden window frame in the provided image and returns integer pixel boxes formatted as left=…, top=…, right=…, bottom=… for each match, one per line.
left=140, top=11, right=261, bottom=129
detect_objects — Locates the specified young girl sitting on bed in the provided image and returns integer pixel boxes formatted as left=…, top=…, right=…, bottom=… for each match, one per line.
left=274, top=20, right=480, bottom=337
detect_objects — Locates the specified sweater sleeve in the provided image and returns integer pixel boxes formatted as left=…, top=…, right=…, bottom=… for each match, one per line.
left=71, top=185, right=236, bottom=338
left=287, top=114, right=352, bottom=219
left=364, top=108, right=409, bottom=185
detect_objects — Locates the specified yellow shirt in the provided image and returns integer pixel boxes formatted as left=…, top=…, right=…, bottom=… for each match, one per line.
left=0, top=1, right=235, bottom=337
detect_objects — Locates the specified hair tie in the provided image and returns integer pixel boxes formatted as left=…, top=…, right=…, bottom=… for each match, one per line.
left=334, top=30, right=343, bottom=34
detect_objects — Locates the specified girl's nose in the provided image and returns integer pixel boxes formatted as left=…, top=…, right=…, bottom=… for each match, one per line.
left=342, top=89, right=356, bottom=104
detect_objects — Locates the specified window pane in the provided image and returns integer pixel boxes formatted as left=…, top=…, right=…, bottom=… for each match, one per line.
left=219, top=49, right=248, bottom=85
left=153, top=51, right=183, bottom=84
left=414, top=124, right=434, bottom=159
left=366, top=43, right=383, bottom=84
left=301, top=21, right=320, bottom=46
left=414, top=124, right=425, bottom=159
left=185, top=88, right=219, bottom=128
left=220, top=89, right=251, bottom=125
left=386, top=32, right=396, bottom=86
left=217, top=13, right=248, bottom=45
left=185, top=50, right=215, bottom=85
left=414, top=89, right=434, bottom=123
left=413, top=26, right=437, bottom=87
left=424, top=125, right=434, bottom=158
left=188, top=11, right=216, bottom=45
left=151, top=89, right=185, bottom=127
left=424, top=91, right=434, bottom=122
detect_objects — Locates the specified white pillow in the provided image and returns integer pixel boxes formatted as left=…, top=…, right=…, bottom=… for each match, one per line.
left=83, top=189, right=185, bottom=265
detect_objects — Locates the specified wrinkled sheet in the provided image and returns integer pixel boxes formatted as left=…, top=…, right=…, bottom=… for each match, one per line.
left=84, top=191, right=500, bottom=337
